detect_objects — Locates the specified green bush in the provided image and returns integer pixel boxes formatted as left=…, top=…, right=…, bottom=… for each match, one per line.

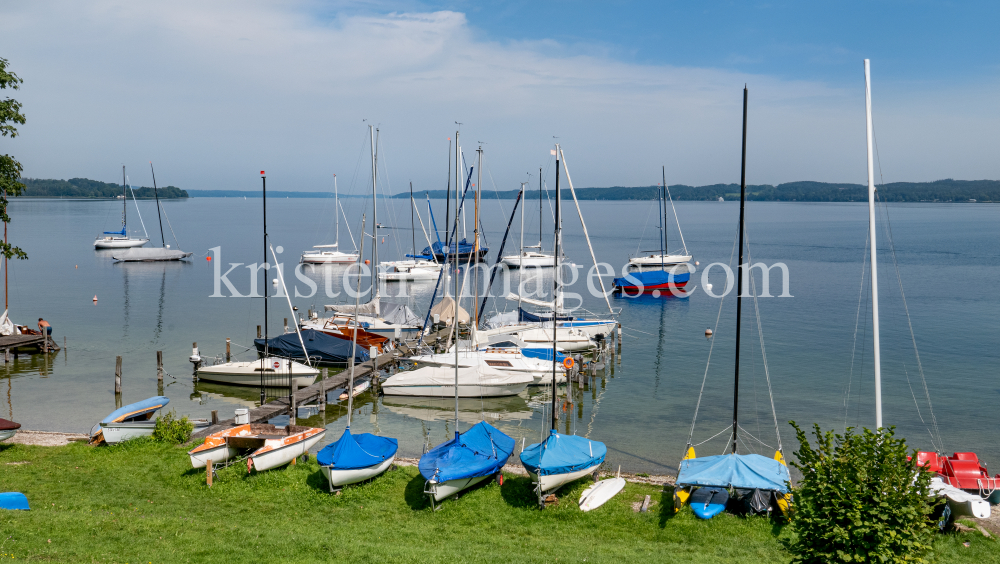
left=788, top=422, right=939, bottom=564
left=152, top=410, right=194, bottom=444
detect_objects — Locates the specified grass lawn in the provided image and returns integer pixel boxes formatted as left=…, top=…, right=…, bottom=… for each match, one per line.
left=0, top=439, right=997, bottom=563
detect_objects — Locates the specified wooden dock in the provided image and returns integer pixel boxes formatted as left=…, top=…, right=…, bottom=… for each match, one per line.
left=0, top=334, right=61, bottom=358
left=192, top=349, right=402, bottom=439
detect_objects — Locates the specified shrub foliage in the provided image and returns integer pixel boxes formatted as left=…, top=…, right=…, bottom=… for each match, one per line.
left=788, top=422, right=938, bottom=564
left=152, top=410, right=194, bottom=444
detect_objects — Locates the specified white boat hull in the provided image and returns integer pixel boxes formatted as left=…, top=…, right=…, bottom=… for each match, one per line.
left=579, top=477, right=626, bottom=511
left=427, top=474, right=493, bottom=501
left=527, top=462, right=602, bottom=493
left=628, top=254, right=692, bottom=267
left=94, top=237, right=149, bottom=249
left=501, top=252, right=555, bottom=268
left=557, top=321, right=616, bottom=339
left=410, top=351, right=566, bottom=385
left=102, top=419, right=209, bottom=445
left=381, top=381, right=528, bottom=398
left=322, top=456, right=395, bottom=487
left=516, top=328, right=594, bottom=352
left=930, top=477, right=991, bottom=519
left=0, top=429, right=16, bottom=442
left=250, top=429, right=326, bottom=472
left=196, top=358, right=318, bottom=388
left=189, top=443, right=239, bottom=469
left=301, top=252, right=358, bottom=264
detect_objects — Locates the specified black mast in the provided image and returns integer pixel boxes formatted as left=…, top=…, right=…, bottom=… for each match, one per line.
left=662, top=166, right=669, bottom=266
left=551, top=152, right=560, bottom=431
left=732, top=86, right=748, bottom=455
left=150, top=162, right=166, bottom=247
left=122, top=166, right=127, bottom=235
left=409, top=181, right=415, bottom=257
left=445, top=139, right=452, bottom=247
left=261, top=171, right=268, bottom=405
left=538, top=167, right=543, bottom=248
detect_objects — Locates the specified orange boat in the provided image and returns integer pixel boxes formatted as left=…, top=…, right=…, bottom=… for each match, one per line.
left=311, top=316, right=389, bottom=353
left=189, top=424, right=325, bottom=472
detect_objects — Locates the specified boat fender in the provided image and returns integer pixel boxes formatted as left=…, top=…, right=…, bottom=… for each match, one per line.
left=563, top=357, right=574, bottom=370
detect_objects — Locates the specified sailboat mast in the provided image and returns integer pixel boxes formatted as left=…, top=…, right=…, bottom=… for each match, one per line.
left=662, top=166, right=669, bottom=263
left=454, top=130, right=460, bottom=434
left=371, top=127, right=379, bottom=304
left=122, top=166, right=127, bottom=235
left=262, top=172, right=269, bottom=391
left=150, top=162, right=166, bottom=247
left=474, top=147, right=482, bottom=328
left=445, top=139, right=452, bottom=248
left=538, top=167, right=543, bottom=248
left=732, top=86, right=748, bottom=455
left=551, top=145, right=561, bottom=431
left=864, top=59, right=883, bottom=429
left=658, top=169, right=665, bottom=270
left=334, top=175, right=339, bottom=249
left=519, top=181, right=525, bottom=266
left=347, top=214, right=367, bottom=429
left=409, top=181, right=415, bottom=257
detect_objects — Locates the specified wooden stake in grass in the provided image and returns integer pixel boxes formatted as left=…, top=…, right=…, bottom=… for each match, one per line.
left=207, top=459, right=213, bottom=487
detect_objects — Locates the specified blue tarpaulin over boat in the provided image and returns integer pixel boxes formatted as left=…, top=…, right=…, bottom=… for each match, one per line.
left=420, top=239, right=488, bottom=260
left=100, top=396, right=169, bottom=425
left=254, top=329, right=369, bottom=364
left=0, top=493, right=29, bottom=511
left=518, top=308, right=576, bottom=323
left=520, top=430, right=606, bottom=476
left=613, top=269, right=691, bottom=290
left=103, top=227, right=127, bottom=236
left=519, top=348, right=568, bottom=363
left=419, top=421, right=514, bottom=483
left=316, top=427, right=398, bottom=470
left=676, top=454, right=790, bottom=493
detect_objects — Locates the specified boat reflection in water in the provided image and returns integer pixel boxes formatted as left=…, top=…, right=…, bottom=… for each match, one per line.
left=382, top=395, right=533, bottom=426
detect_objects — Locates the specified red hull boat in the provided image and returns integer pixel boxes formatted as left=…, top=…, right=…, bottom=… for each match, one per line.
left=916, top=451, right=1000, bottom=504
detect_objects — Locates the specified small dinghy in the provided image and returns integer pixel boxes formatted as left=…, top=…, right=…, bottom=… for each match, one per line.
left=0, top=417, right=20, bottom=442
left=521, top=430, right=606, bottom=504
left=928, top=476, right=990, bottom=519
left=579, top=472, right=625, bottom=512
left=0, top=492, right=29, bottom=511
left=188, top=424, right=325, bottom=471
left=419, top=421, right=514, bottom=505
left=317, top=427, right=398, bottom=490
left=90, top=396, right=208, bottom=445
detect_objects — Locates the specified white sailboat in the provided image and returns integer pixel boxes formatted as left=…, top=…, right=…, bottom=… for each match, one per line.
left=501, top=171, right=556, bottom=268
left=94, top=166, right=150, bottom=249
left=628, top=168, right=691, bottom=266
left=380, top=187, right=444, bottom=280
left=113, top=163, right=192, bottom=261
left=301, top=175, right=359, bottom=264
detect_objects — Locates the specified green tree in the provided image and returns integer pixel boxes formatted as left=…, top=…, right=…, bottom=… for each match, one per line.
left=0, top=57, right=27, bottom=260
left=788, top=423, right=939, bottom=564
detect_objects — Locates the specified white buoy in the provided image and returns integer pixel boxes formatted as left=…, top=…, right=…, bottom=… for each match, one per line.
left=706, top=283, right=713, bottom=292
left=92, top=295, right=97, bottom=302
left=705, top=327, right=713, bottom=337
left=695, top=261, right=700, bottom=266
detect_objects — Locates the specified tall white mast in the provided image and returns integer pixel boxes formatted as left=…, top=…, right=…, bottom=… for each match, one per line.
left=864, top=59, right=883, bottom=430
left=334, top=174, right=339, bottom=249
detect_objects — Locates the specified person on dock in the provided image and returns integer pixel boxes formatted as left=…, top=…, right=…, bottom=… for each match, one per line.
left=37, top=318, right=51, bottom=337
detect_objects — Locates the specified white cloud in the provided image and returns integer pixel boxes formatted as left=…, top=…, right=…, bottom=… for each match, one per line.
left=2, top=0, right=997, bottom=192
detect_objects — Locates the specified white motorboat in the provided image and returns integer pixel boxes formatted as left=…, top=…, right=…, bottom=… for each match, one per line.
left=381, top=364, right=532, bottom=397
left=196, top=357, right=318, bottom=388
left=410, top=348, right=566, bottom=385
left=113, top=247, right=193, bottom=261
left=379, top=259, right=443, bottom=281
left=301, top=245, right=359, bottom=264
left=516, top=327, right=594, bottom=352
left=501, top=249, right=555, bottom=268
left=628, top=253, right=692, bottom=267
left=94, top=166, right=150, bottom=249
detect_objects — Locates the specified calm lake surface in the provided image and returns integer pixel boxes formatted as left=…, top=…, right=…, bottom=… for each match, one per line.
left=2, top=195, right=997, bottom=475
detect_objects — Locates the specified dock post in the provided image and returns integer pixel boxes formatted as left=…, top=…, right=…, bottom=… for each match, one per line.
left=284, top=318, right=288, bottom=333
left=156, top=351, right=163, bottom=383
left=3, top=348, right=7, bottom=363
left=257, top=325, right=261, bottom=339
left=319, top=367, right=327, bottom=411
left=289, top=384, right=297, bottom=426
left=226, top=338, right=231, bottom=362
left=115, top=356, right=122, bottom=394
left=43, top=333, right=48, bottom=353
left=211, top=410, right=218, bottom=425
left=206, top=459, right=213, bottom=487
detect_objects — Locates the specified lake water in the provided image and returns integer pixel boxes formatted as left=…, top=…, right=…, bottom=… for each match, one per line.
left=2, top=195, right=997, bottom=475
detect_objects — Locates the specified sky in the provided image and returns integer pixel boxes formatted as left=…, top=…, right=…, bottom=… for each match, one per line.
left=2, top=1, right=999, bottom=193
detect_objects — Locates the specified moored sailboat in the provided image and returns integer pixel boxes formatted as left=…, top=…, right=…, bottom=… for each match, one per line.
left=94, top=166, right=149, bottom=249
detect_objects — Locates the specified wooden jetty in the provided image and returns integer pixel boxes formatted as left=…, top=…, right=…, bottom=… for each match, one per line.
left=192, top=349, right=402, bottom=439
left=0, top=334, right=61, bottom=359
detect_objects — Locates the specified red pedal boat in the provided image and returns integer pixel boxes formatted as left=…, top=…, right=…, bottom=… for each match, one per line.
left=916, top=451, right=1000, bottom=504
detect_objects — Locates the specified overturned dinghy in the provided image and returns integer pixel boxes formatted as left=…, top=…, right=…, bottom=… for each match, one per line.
left=90, top=396, right=209, bottom=445
left=113, top=247, right=192, bottom=262
left=521, top=430, right=606, bottom=505
left=420, top=421, right=514, bottom=505
left=674, top=451, right=791, bottom=519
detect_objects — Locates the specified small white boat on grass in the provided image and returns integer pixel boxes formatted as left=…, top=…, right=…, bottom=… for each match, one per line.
left=188, top=423, right=325, bottom=471
left=196, top=357, right=318, bottom=388
left=929, top=476, right=991, bottom=519
left=90, top=396, right=209, bottom=445
left=381, top=364, right=532, bottom=398
left=579, top=472, right=626, bottom=512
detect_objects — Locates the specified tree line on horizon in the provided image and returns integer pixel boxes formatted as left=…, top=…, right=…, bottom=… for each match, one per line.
left=19, top=177, right=188, bottom=199
left=391, top=179, right=999, bottom=203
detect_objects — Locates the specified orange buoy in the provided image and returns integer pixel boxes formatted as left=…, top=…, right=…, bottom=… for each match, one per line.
left=93, top=295, right=98, bottom=302
left=364, top=260, right=370, bottom=265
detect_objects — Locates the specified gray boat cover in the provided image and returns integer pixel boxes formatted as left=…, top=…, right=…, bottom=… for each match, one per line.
left=325, top=299, right=379, bottom=316
left=382, top=302, right=421, bottom=325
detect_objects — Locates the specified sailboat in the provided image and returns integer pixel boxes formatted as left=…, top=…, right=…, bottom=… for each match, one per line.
left=195, top=172, right=318, bottom=388
left=113, top=163, right=192, bottom=261
left=519, top=144, right=607, bottom=508
left=418, top=129, right=516, bottom=507
left=301, top=175, right=359, bottom=264
left=94, top=166, right=150, bottom=249
left=613, top=167, right=691, bottom=295
left=673, top=87, right=791, bottom=520
left=317, top=213, right=399, bottom=490
left=501, top=172, right=556, bottom=268
left=380, top=186, right=444, bottom=281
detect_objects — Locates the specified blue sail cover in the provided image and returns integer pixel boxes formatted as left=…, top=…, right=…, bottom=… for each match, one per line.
left=676, top=454, right=790, bottom=493
left=103, top=227, right=127, bottom=236
left=254, top=329, right=369, bottom=364
left=613, top=270, right=691, bottom=290
left=518, top=308, right=576, bottom=323
left=420, top=238, right=487, bottom=259
left=316, top=427, right=398, bottom=470
left=520, top=430, right=606, bottom=476
left=100, top=396, right=169, bottom=424
left=419, top=421, right=514, bottom=483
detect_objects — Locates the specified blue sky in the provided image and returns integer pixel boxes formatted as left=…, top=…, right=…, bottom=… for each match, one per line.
left=2, top=1, right=999, bottom=191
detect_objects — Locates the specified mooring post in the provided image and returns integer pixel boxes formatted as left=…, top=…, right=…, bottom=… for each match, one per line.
left=156, top=350, right=163, bottom=383
left=284, top=318, right=288, bottom=333
left=319, top=367, right=328, bottom=411
left=206, top=459, right=213, bottom=487
left=114, top=355, right=122, bottom=394
left=289, top=384, right=297, bottom=426
left=257, top=325, right=261, bottom=339
left=3, top=348, right=8, bottom=363
left=226, top=338, right=231, bottom=362
left=211, top=410, right=218, bottom=425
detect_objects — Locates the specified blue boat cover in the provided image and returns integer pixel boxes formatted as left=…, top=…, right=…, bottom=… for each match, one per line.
left=420, top=239, right=487, bottom=258
left=100, top=396, right=169, bottom=424
left=254, top=329, right=369, bottom=364
left=518, top=308, right=576, bottom=323
left=613, top=270, right=691, bottom=289
left=519, top=348, right=568, bottom=364
left=103, top=227, right=127, bottom=236
left=520, top=430, right=606, bottom=476
left=316, top=427, right=398, bottom=470
left=419, top=421, right=514, bottom=483
left=0, top=492, right=29, bottom=511
left=676, top=454, right=790, bottom=493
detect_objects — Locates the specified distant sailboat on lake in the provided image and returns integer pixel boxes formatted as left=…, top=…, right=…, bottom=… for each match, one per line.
left=113, top=162, right=192, bottom=261
left=94, top=166, right=149, bottom=249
